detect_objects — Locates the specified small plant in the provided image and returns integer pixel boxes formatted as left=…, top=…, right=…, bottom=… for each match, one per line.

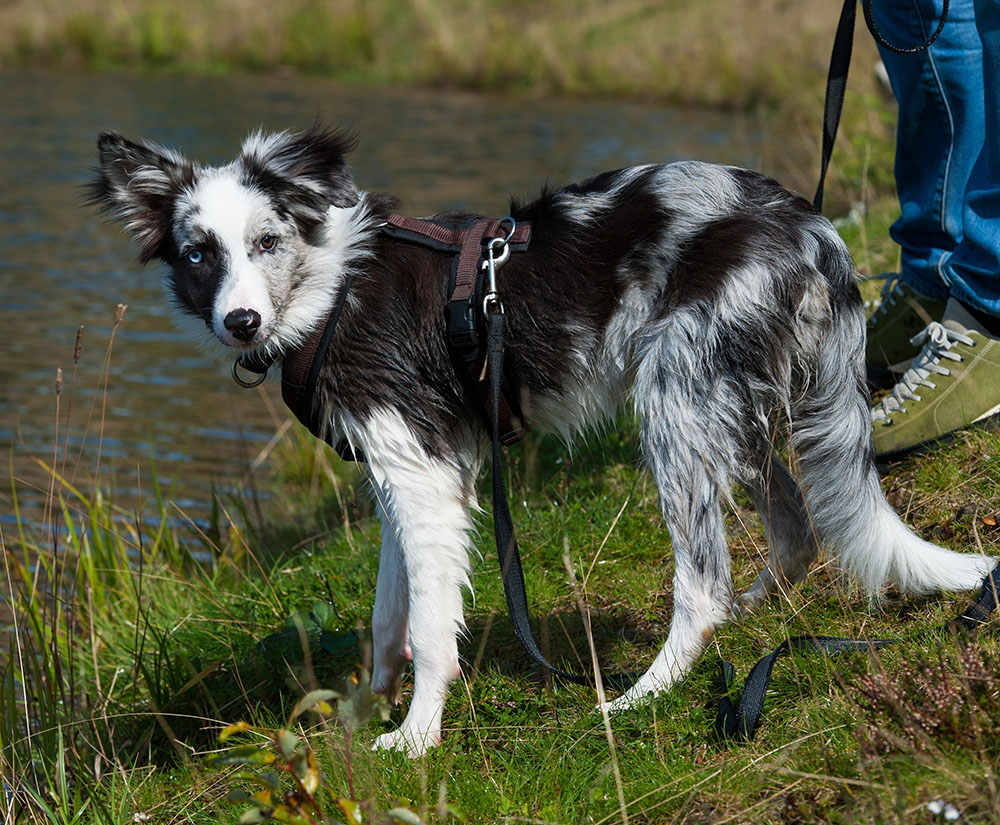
left=852, top=641, right=1000, bottom=757
left=210, top=670, right=427, bottom=825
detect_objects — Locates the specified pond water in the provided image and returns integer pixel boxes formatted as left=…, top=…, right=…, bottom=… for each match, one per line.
left=0, top=69, right=812, bottom=529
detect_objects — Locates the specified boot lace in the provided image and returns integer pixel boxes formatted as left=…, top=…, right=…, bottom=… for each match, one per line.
left=872, top=322, right=975, bottom=424
left=867, top=276, right=904, bottom=325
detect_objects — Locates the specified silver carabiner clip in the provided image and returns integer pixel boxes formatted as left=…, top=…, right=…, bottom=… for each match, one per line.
left=481, top=217, right=516, bottom=316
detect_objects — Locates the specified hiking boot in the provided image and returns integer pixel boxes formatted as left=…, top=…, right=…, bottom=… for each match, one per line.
left=866, top=276, right=948, bottom=388
left=871, top=299, right=1000, bottom=459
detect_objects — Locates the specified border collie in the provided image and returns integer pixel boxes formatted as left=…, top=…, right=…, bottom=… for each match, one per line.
left=90, top=125, right=993, bottom=756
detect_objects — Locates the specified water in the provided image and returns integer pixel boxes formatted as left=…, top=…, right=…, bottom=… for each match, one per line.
left=0, top=69, right=808, bottom=528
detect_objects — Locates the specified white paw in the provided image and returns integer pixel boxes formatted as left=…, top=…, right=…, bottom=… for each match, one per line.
left=372, top=727, right=439, bottom=758
left=598, top=686, right=658, bottom=716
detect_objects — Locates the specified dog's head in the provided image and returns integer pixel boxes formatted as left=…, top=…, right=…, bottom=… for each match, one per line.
left=90, top=125, right=360, bottom=352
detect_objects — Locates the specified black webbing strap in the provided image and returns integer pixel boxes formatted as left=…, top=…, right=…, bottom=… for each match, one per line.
left=813, top=0, right=950, bottom=213
left=486, top=311, right=638, bottom=692
left=814, top=0, right=857, bottom=212
left=715, top=561, right=1000, bottom=742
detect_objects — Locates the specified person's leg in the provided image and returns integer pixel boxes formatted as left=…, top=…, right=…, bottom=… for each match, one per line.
left=872, top=0, right=1000, bottom=458
left=866, top=0, right=982, bottom=382
left=873, top=0, right=1000, bottom=457
left=941, top=0, right=1000, bottom=321
left=877, top=0, right=983, bottom=297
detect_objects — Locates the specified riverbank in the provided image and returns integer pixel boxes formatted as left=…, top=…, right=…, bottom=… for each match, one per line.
left=2, top=0, right=884, bottom=111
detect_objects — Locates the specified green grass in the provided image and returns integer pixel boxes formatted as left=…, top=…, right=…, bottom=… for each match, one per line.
left=0, top=0, right=887, bottom=113
left=4, top=245, right=1000, bottom=823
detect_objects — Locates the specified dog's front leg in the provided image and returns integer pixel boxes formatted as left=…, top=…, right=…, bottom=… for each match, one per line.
left=370, top=484, right=411, bottom=704
left=359, top=411, right=474, bottom=757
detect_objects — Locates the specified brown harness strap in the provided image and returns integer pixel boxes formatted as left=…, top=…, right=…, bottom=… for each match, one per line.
left=453, top=219, right=491, bottom=304
left=382, top=214, right=531, bottom=252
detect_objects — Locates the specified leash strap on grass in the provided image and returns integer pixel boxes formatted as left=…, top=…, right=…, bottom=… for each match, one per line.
left=487, top=311, right=638, bottom=692
left=814, top=0, right=950, bottom=213
left=715, top=560, right=1000, bottom=742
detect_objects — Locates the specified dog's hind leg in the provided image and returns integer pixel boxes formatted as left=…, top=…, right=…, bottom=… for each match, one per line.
left=734, top=450, right=818, bottom=613
left=356, top=410, right=476, bottom=757
left=607, top=356, right=736, bottom=711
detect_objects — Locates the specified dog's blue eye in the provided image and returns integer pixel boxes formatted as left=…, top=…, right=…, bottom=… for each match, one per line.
left=187, top=249, right=203, bottom=265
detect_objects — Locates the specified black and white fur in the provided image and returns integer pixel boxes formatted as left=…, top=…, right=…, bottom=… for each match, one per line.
left=91, top=125, right=993, bottom=756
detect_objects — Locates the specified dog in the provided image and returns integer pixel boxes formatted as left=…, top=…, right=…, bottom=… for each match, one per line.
left=90, top=124, right=993, bottom=756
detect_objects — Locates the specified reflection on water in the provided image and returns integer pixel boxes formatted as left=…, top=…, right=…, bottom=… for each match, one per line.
left=0, top=69, right=809, bottom=527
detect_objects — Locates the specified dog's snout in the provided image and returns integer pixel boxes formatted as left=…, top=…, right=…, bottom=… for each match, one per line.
left=223, top=308, right=262, bottom=342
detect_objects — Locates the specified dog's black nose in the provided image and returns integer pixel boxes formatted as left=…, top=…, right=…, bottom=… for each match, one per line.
left=223, top=308, right=262, bottom=342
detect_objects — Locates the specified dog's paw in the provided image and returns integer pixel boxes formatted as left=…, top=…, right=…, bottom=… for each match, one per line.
left=372, top=727, right=439, bottom=758
left=598, top=687, right=657, bottom=716
left=732, top=588, right=766, bottom=619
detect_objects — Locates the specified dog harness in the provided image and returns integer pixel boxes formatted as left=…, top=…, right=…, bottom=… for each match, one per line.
left=233, top=213, right=533, bottom=458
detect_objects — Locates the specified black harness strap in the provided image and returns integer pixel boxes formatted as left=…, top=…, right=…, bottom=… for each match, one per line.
left=715, top=561, right=1000, bottom=742
left=383, top=214, right=531, bottom=445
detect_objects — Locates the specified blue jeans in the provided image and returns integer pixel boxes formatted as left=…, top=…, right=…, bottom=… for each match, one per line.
left=875, top=0, right=1000, bottom=316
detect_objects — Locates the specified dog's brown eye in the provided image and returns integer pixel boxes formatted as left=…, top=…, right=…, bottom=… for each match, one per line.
left=259, top=235, right=278, bottom=252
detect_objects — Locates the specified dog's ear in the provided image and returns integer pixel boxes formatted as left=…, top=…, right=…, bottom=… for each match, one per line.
left=88, top=132, right=195, bottom=263
left=239, top=124, right=360, bottom=239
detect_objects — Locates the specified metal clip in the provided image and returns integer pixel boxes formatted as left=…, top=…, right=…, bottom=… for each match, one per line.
left=482, top=217, right=516, bottom=317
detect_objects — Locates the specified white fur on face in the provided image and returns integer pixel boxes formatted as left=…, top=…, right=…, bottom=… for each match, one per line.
left=175, top=172, right=287, bottom=348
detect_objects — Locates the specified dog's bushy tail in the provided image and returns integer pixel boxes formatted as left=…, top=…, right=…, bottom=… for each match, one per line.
left=788, top=241, right=991, bottom=595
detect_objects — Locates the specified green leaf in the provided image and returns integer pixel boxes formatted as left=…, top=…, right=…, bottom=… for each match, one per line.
left=277, top=728, right=299, bottom=758
left=385, top=808, right=422, bottom=824
left=210, top=745, right=277, bottom=766
left=285, top=610, right=320, bottom=634
left=290, top=688, right=339, bottom=721
left=309, top=602, right=339, bottom=630
left=238, top=809, right=269, bottom=824
left=440, top=803, right=466, bottom=821
left=338, top=669, right=390, bottom=732
left=219, top=721, right=253, bottom=742
left=233, top=771, right=281, bottom=793
left=336, top=798, right=364, bottom=824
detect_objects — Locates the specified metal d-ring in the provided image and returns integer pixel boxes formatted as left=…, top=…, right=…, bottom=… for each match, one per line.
left=232, top=356, right=267, bottom=388
left=498, top=215, right=516, bottom=242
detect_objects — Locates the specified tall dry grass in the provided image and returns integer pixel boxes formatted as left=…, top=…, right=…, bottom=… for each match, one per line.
left=0, top=0, right=884, bottom=110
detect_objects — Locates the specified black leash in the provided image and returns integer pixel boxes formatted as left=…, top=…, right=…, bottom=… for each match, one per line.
left=813, top=0, right=950, bottom=213
left=715, top=561, right=1000, bottom=741
left=486, top=309, right=638, bottom=692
